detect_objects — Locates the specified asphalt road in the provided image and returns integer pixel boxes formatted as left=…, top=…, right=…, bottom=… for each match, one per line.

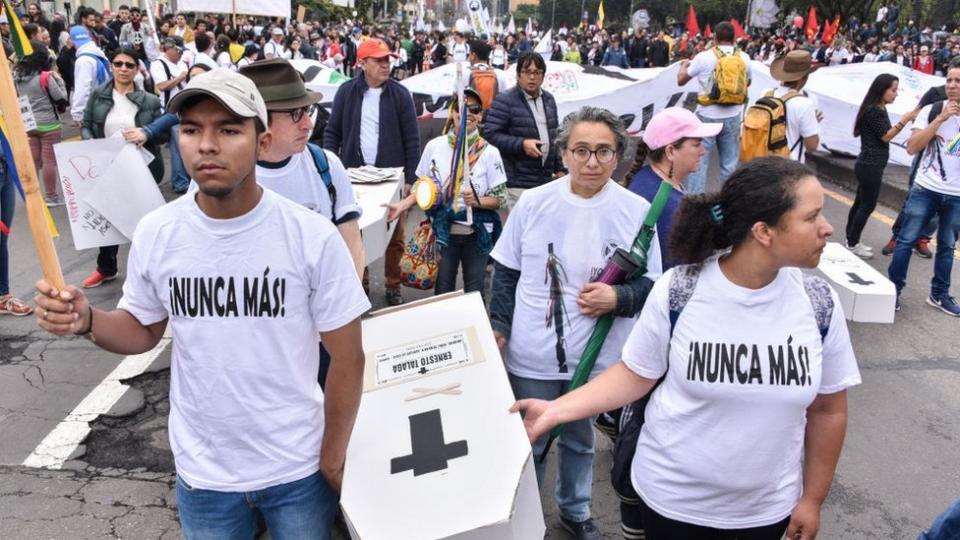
left=0, top=153, right=958, bottom=539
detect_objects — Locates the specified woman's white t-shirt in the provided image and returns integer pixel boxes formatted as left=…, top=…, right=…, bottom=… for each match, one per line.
left=216, top=51, right=235, bottom=70
left=104, top=89, right=139, bottom=138
left=416, top=136, right=507, bottom=225
left=622, top=260, right=861, bottom=529
left=491, top=177, right=663, bottom=380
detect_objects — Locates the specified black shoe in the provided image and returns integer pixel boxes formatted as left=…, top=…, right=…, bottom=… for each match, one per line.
left=559, top=517, right=602, bottom=540
left=385, top=288, right=404, bottom=306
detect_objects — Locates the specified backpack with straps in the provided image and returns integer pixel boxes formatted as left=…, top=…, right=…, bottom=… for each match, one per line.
left=468, top=67, right=499, bottom=111
left=697, top=47, right=749, bottom=107
left=908, top=100, right=948, bottom=184
left=739, top=89, right=804, bottom=162
left=39, top=71, right=68, bottom=115
left=78, top=52, right=111, bottom=85
left=306, top=143, right=338, bottom=221
left=152, top=58, right=182, bottom=108
left=610, top=263, right=835, bottom=503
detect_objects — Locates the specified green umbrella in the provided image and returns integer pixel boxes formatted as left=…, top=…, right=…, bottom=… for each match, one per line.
left=539, top=180, right=673, bottom=463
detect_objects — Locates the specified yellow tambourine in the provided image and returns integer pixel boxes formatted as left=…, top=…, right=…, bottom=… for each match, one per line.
left=413, top=176, right=441, bottom=210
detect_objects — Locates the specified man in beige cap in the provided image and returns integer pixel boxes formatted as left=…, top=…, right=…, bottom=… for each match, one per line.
left=32, top=69, right=369, bottom=539
left=768, top=49, right=823, bottom=163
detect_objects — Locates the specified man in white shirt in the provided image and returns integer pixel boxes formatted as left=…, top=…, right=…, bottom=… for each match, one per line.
left=450, top=32, right=470, bottom=62
left=192, top=32, right=218, bottom=69
left=150, top=37, right=190, bottom=193
left=768, top=50, right=822, bottom=163
left=677, top=22, right=752, bottom=194
left=241, top=58, right=365, bottom=386
left=264, top=27, right=288, bottom=59
left=34, top=69, right=369, bottom=540
left=889, top=64, right=960, bottom=316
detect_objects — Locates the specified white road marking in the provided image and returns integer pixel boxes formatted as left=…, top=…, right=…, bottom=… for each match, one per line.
left=22, top=335, right=171, bottom=469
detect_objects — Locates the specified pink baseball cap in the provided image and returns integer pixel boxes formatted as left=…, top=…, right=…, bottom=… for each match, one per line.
left=641, top=107, right=722, bottom=150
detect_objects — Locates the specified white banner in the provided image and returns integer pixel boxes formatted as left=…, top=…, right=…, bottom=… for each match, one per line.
left=403, top=60, right=944, bottom=167
left=175, top=0, right=291, bottom=18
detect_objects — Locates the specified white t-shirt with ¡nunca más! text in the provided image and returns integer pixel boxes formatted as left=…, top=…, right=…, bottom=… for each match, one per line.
left=622, top=260, right=861, bottom=529
left=490, top=176, right=663, bottom=381
left=117, top=189, right=370, bottom=492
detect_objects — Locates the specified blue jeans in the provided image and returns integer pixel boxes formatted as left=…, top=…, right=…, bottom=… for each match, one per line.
left=509, top=373, right=595, bottom=523
left=888, top=185, right=960, bottom=298
left=685, top=113, right=741, bottom=195
left=919, top=497, right=960, bottom=540
left=0, top=157, right=15, bottom=295
left=176, top=471, right=338, bottom=540
left=169, top=124, right=190, bottom=193
left=435, top=232, right=487, bottom=301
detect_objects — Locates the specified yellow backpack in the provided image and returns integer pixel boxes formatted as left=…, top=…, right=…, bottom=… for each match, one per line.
left=739, top=90, right=802, bottom=162
left=697, top=47, right=748, bottom=106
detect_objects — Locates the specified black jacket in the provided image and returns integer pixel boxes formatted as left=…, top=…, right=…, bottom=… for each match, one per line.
left=482, top=86, right=562, bottom=189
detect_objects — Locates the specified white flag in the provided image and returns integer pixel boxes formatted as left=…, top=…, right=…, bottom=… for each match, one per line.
left=481, top=6, right=492, bottom=33
left=749, top=0, right=779, bottom=27
left=464, top=0, right=489, bottom=35
left=506, top=15, right=516, bottom=34
left=438, top=21, right=447, bottom=32
left=534, top=29, right=552, bottom=55
left=525, top=18, right=532, bottom=35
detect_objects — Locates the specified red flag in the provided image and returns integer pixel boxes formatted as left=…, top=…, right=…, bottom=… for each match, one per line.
left=730, top=18, right=747, bottom=39
left=686, top=5, right=701, bottom=36
left=704, top=24, right=713, bottom=38
left=821, top=18, right=834, bottom=45
left=805, top=7, right=819, bottom=42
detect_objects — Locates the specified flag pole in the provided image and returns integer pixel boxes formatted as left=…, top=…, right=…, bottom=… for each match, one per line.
left=0, top=51, right=65, bottom=290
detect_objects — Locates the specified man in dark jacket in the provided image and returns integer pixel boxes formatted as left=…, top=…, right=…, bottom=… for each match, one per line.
left=482, top=52, right=563, bottom=210
left=324, top=38, right=420, bottom=306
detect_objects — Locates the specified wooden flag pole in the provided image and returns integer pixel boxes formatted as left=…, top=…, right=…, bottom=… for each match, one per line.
left=0, top=51, right=66, bottom=290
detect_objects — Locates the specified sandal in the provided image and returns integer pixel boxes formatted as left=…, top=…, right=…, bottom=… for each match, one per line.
left=0, top=295, right=34, bottom=317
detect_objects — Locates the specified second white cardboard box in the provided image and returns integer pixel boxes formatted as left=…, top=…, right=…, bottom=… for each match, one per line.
left=341, top=292, right=545, bottom=540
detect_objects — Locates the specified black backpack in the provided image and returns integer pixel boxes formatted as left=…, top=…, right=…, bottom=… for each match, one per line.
left=908, top=100, right=947, bottom=185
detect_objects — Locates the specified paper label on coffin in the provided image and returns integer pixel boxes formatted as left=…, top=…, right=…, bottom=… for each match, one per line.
left=813, top=242, right=896, bottom=323
left=341, top=293, right=545, bottom=540
left=353, top=171, right=402, bottom=263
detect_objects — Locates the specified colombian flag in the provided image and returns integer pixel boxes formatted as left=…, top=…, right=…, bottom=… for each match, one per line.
left=1, top=0, right=34, bottom=58
left=596, top=1, right=605, bottom=30
left=0, top=100, right=58, bottom=237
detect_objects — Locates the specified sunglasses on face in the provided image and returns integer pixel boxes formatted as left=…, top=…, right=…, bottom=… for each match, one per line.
left=464, top=103, right=483, bottom=115
left=112, top=60, right=137, bottom=69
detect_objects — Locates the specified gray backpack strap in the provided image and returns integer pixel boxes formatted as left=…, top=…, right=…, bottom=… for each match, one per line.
left=802, top=274, right=835, bottom=342
left=668, top=263, right=703, bottom=336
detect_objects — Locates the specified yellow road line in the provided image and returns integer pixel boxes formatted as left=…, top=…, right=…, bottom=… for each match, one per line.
left=822, top=186, right=960, bottom=259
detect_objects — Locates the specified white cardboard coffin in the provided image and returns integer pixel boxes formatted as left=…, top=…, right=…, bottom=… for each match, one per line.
left=341, top=292, right=545, bottom=540
left=354, top=176, right=402, bottom=263
left=814, top=242, right=896, bottom=323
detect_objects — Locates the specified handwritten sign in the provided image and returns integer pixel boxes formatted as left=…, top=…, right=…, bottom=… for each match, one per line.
left=53, top=138, right=131, bottom=250
left=83, top=144, right=166, bottom=239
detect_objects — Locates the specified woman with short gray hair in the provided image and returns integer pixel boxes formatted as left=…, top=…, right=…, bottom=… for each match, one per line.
left=489, top=106, right=663, bottom=539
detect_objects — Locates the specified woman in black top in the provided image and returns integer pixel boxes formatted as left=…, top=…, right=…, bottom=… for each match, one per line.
left=846, top=74, right=918, bottom=258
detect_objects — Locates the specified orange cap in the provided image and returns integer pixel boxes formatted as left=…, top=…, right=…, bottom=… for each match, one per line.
left=357, top=38, right=398, bottom=62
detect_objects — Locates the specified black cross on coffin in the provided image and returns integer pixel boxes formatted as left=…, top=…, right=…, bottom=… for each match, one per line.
left=390, top=409, right=468, bottom=476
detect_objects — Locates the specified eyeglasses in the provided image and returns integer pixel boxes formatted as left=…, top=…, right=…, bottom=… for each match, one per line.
left=280, top=104, right=318, bottom=123
left=568, top=146, right=617, bottom=164
left=520, top=69, right=545, bottom=78
left=112, top=60, right=137, bottom=69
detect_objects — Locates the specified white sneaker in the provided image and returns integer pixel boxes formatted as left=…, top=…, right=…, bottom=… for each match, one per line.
left=846, top=242, right=874, bottom=259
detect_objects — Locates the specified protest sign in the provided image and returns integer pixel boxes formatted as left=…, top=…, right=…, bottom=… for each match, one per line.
left=814, top=242, right=896, bottom=323
left=53, top=138, right=129, bottom=250
left=342, top=293, right=544, bottom=539
left=83, top=144, right=166, bottom=240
